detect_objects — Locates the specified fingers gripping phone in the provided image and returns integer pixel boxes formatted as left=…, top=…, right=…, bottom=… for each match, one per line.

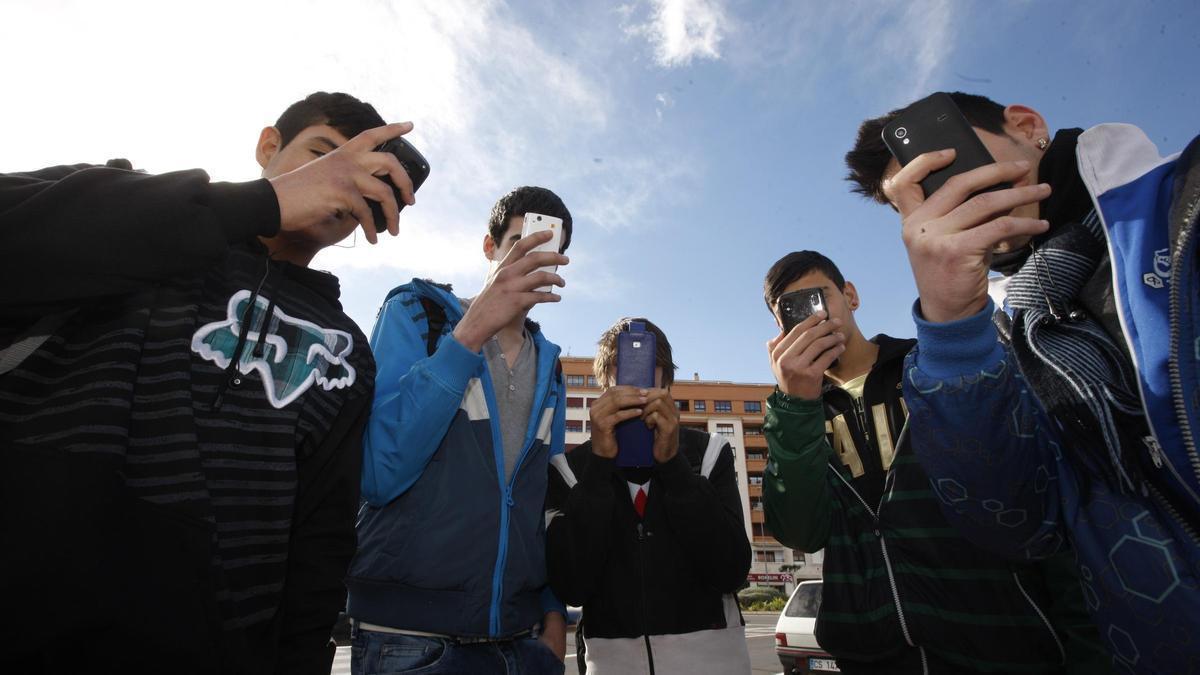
left=367, top=137, right=431, bottom=232
left=778, top=288, right=840, bottom=368
left=615, top=322, right=656, bottom=468
left=778, top=288, right=827, bottom=336
left=881, top=92, right=1011, bottom=198
left=519, top=213, right=563, bottom=293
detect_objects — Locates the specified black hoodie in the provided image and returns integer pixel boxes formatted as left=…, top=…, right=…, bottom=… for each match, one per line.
left=0, top=164, right=375, bottom=674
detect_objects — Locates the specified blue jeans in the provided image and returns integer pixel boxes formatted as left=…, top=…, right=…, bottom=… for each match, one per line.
left=351, top=625, right=566, bottom=675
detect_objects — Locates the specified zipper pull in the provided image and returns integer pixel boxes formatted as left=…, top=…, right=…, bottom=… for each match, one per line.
left=1144, top=435, right=1165, bottom=469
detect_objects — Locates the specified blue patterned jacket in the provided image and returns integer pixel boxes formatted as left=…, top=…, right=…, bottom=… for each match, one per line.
left=904, top=125, right=1200, bottom=673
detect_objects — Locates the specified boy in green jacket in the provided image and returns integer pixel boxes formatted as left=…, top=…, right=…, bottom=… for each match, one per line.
left=762, top=250, right=1108, bottom=674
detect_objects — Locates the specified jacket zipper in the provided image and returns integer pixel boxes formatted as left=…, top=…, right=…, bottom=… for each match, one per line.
left=1145, top=479, right=1200, bottom=549
left=852, top=396, right=872, bottom=444
left=1012, top=572, right=1066, bottom=665
left=830, top=420, right=912, bottom=648
left=636, top=522, right=657, bottom=675
left=486, top=350, right=559, bottom=637
left=1090, top=177, right=1200, bottom=537
left=1167, top=182, right=1200, bottom=490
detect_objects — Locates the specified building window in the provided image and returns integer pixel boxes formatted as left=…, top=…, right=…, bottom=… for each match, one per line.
left=585, top=398, right=595, bottom=408
left=752, top=500, right=764, bottom=511
left=753, top=522, right=774, bottom=538
left=586, top=376, right=598, bottom=388
left=714, top=400, right=732, bottom=412
left=566, top=397, right=584, bottom=408
left=675, top=400, right=689, bottom=412
left=748, top=475, right=763, bottom=486
left=747, top=451, right=765, bottom=460
left=744, top=425, right=763, bottom=436
left=755, top=550, right=780, bottom=562
left=566, top=420, right=583, bottom=433
left=566, top=375, right=585, bottom=387
left=694, top=400, right=707, bottom=412
left=743, top=401, right=763, bottom=413
left=716, top=423, right=735, bottom=437
left=586, top=421, right=593, bottom=432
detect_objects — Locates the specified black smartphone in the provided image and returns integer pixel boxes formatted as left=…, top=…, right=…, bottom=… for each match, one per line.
left=778, top=288, right=827, bottom=335
left=367, top=137, right=431, bottom=232
left=882, top=92, right=1010, bottom=198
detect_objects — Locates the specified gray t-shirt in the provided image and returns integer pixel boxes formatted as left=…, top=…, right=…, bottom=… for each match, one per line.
left=464, top=297, right=538, bottom=481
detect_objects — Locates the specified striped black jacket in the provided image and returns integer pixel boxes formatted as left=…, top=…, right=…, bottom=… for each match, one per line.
left=0, top=164, right=375, bottom=674
left=763, top=335, right=1107, bottom=674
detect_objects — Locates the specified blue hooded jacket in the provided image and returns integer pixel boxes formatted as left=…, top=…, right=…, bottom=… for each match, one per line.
left=904, top=125, right=1200, bottom=673
left=347, top=278, right=567, bottom=638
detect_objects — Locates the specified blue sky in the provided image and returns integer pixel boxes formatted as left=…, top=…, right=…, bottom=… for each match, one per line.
left=4, top=0, right=1198, bottom=383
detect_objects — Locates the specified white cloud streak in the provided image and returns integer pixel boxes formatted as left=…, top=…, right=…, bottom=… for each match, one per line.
left=1, top=0, right=688, bottom=297
left=624, top=0, right=730, bottom=68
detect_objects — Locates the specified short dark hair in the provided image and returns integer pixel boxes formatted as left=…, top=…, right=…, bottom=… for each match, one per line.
left=594, top=317, right=677, bottom=389
left=763, top=251, right=847, bottom=311
left=274, top=92, right=386, bottom=148
left=488, top=186, right=573, bottom=253
left=845, top=92, right=1008, bottom=204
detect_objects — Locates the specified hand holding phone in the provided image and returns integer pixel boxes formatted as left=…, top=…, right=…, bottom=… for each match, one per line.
left=768, top=292, right=844, bottom=400
left=520, top=213, right=563, bottom=292
left=367, top=137, right=430, bottom=232
left=879, top=93, right=1052, bottom=323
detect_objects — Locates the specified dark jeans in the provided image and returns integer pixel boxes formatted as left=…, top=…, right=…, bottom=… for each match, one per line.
left=351, top=625, right=566, bottom=675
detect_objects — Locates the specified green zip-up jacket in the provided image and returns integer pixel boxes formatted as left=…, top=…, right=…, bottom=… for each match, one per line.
left=764, top=335, right=1109, bottom=674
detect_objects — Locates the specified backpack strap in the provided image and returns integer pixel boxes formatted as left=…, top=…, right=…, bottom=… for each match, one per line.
left=419, top=297, right=447, bottom=357
left=700, top=432, right=725, bottom=479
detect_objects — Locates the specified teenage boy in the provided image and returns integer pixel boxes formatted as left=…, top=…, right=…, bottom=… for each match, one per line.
left=545, top=317, right=751, bottom=675
left=348, top=187, right=573, bottom=674
left=762, top=251, right=1108, bottom=674
left=844, top=91, right=1200, bottom=672
left=1, top=92, right=415, bottom=673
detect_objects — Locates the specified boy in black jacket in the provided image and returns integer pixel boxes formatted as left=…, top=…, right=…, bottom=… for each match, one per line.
left=0, top=92, right=417, bottom=674
left=546, top=318, right=752, bottom=675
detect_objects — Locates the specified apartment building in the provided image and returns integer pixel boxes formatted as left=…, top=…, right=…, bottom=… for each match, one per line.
left=559, top=356, right=822, bottom=594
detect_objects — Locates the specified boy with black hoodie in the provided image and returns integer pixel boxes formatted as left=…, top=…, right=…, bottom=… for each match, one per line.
left=761, top=251, right=1109, bottom=674
left=546, top=317, right=752, bottom=675
left=0, top=92, right=415, bottom=674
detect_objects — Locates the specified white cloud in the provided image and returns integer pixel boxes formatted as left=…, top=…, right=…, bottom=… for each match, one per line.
left=1, top=0, right=614, bottom=278
left=654, top=91, right=675, bottom=120
left=721, top=0, right=956, bottom=101
left=624, top=0, right=729, bottom=68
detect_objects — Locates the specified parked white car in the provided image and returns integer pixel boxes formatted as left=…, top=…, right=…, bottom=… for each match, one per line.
left=774, top=580, right=839, bottom=673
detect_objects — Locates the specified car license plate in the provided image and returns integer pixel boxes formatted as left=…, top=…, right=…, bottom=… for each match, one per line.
left=809, top=657, right=840, bottom=672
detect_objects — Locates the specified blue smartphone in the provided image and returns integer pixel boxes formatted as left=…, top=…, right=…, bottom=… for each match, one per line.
left=615, top=322, right=656, bottom=468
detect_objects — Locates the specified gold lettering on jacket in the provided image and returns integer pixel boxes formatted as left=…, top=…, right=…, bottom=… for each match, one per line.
left=825, top=415, right=865, bottom=478
left=873, top=403, right=896, bottom=471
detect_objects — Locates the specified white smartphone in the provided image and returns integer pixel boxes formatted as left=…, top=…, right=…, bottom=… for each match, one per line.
left=520, top=212, right=563, bottom=293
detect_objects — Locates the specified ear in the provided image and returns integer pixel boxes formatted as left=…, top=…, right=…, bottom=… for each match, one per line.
left=483, top=233, right=497, bottom=261
left=256, top=126, right=282, bottom=171
left=1003, top=105, right=1050, bottom=147
left=842, top=281, right=861, bottom=311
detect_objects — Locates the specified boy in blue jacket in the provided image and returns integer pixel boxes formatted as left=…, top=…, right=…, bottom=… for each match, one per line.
left=845, top=92, right=1200, bottom=672
left=347, top=187, right=574, bottom=674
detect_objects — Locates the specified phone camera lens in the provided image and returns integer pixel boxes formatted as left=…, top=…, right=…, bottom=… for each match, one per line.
left=894, top=127, right=907, bottom=139
left=536, top=215, right=542, bottom=221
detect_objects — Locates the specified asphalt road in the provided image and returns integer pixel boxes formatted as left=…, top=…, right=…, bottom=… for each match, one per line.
left=330, top=612, right=784, bottom=674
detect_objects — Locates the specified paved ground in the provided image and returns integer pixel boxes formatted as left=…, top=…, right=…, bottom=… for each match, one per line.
left=331, top=612, right=784, bottom=674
